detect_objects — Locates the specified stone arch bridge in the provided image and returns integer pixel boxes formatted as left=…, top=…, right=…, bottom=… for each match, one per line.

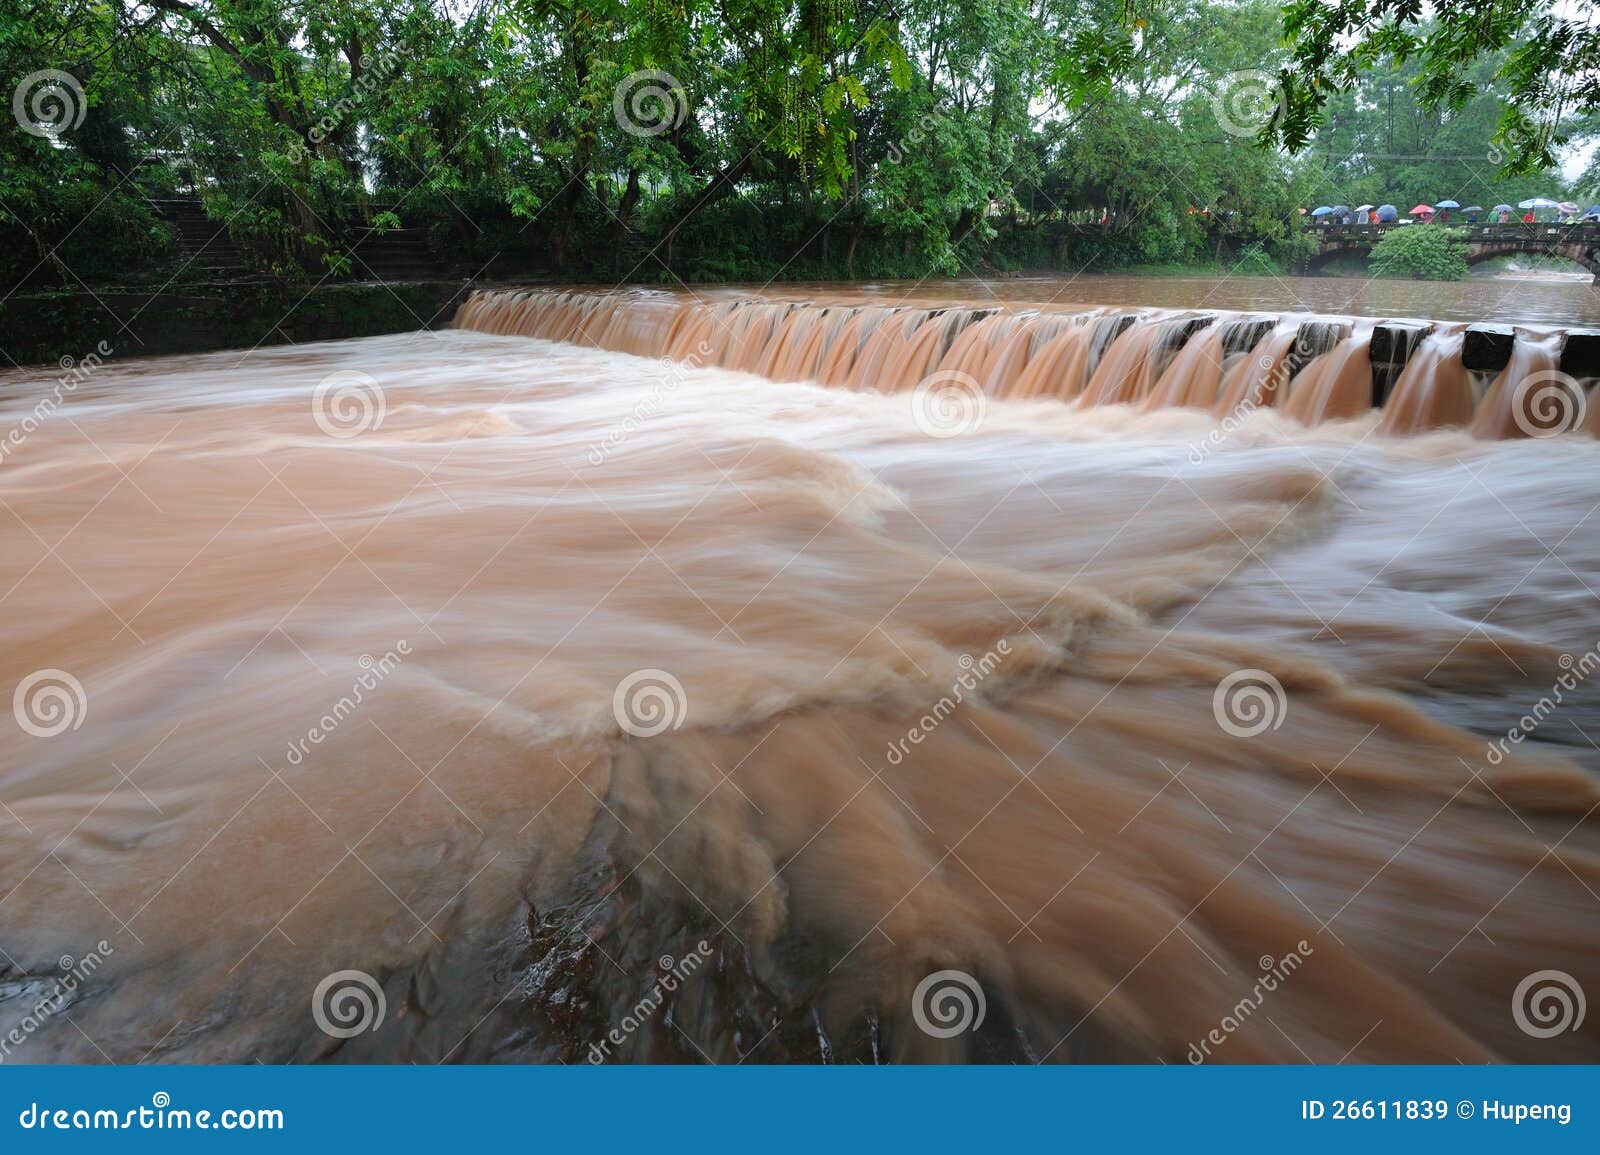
left=1302, top=221, right=1600, bottom=280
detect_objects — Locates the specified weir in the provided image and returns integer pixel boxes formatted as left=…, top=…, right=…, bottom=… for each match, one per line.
left=456, top=288, right=1600, bottom=438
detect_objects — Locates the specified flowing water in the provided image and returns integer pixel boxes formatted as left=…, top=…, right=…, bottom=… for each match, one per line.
left=2, top=283, right=1599, bottom=1065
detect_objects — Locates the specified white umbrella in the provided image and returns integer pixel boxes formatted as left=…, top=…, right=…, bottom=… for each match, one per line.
left=1518, top=197, right=1560, bottom=209
left=1354, top=204, right=1375, bottom=212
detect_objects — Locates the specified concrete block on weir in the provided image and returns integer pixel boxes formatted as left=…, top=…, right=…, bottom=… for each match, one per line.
left=1286, top=320, right=1351, bottom=379
left=1462, top=324, right=1515, bottom=373
left=1558, top=330, right=1600, bottom=378
left=1369, top=323, right=1431, bottom=365
left=1219, top=316, right=1275, bottom=356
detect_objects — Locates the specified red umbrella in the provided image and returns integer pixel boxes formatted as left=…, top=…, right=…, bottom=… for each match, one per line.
left=1409, top=204, right=1434, bottom=215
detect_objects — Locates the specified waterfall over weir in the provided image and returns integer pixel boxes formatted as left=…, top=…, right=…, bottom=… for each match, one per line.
left=456, top=287, right=1600, bottom=438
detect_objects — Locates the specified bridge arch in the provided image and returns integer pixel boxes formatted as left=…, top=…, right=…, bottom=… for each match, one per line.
left=1462, top=244, right=1600, bottom=278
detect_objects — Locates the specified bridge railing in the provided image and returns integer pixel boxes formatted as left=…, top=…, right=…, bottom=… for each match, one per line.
left=1303, top=221, right=1600, bottom=242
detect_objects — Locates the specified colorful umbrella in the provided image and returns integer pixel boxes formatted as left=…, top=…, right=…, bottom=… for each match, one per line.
left=1409, top=204, right=1434, bottom=215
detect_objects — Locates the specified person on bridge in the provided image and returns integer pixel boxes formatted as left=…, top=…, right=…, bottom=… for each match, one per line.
left=1522, top=209, right=1536, bottom=224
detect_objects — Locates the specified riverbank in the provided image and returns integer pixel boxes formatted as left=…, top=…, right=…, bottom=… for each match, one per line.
left=1, top=281, right=471, bottom=368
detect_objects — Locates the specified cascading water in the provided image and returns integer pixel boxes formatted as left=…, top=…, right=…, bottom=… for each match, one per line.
left=2, top=284, right=1598, bottom=1068
left=456, top=288, right=1597, bottom=437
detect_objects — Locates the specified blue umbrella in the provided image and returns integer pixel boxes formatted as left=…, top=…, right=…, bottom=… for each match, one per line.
left=1583, top=206, right=1600, bottom=220
left=1310, top=206, right=1333, bottom=217
left=1435, top=199, right=1461, bottom=209
left=1375, top=204, right=1398, bottom=222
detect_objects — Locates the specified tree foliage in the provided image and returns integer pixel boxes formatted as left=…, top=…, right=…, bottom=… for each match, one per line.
left=1369, top=224, right=1470, bottom=280
left=0, top=0, right=1586, bottom=287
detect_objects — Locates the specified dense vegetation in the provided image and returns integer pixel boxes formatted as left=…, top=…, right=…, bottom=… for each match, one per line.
left=2, top=0, right=1592, bottom=288
left=1368, top=224, right=1471, bottom=280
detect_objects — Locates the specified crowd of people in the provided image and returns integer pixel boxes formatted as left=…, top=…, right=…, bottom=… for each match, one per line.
left=1303, top=199, right=1600, bottom=227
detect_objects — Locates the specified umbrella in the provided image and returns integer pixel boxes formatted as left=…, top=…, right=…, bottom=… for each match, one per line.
left=1557, top=201, right=1580, bottom=216
left=1375, top=204, right=1398, bottom=222
left=1330, top=204, right=1351, bottom=214
left=1310, top=206, right=1333, bottom=217
left=1518, top=197, right=1559, bottom=209
left=1492, top=204, right=1513, bottom=212
left=1462, top=205, right=1484, bottom=214
left=1409, top=204, right=1434, bottom=215
left=1435, top=199, right=1461, bottom=209
left=1354, top=204, right=1375, bottom=212
left=1582, top=205, right=1600, bottom=220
